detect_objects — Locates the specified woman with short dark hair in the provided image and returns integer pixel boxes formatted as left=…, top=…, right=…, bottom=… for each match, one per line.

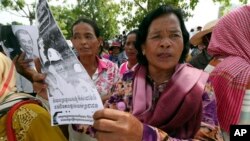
left=93, top=5, right=222, bottom=141
left=119, top=29, right=138, bottom=76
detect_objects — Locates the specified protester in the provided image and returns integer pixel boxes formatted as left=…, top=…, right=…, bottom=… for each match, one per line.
left=119, top=29, right=138, bottom=76
left=0, top=52, right=67, bottom=141
left=99, top=41, right=110, bottom=60
left=32, top=18, right=119, bottom=141
left=109, top=41, right=122, bottom=65
left=70, top=18, right=119, bottom=100
left=93, top=5, right=223, bottom=141
left=0, top=25, right=35, bottom=95
left=207, top=5, right=250, bottom=141
left=189, top=20, right=218, bottom=70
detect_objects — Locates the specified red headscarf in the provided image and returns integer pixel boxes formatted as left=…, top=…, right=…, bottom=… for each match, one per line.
left=208, top=5, right=250, bottom=132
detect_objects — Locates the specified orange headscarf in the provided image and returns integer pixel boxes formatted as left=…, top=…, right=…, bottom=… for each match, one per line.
left=0, top=52, right=16, bottom=103
left=0, top=53, right=33, bottom=104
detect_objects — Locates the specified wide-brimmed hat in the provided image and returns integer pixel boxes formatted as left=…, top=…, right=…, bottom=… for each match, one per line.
left=190, top=19, right=219, bottom=46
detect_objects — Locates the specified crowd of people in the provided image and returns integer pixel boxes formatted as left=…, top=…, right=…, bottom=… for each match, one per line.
left=0, top=3, right=249, bottom=141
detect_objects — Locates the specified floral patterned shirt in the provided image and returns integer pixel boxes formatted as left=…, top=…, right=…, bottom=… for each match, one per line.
left=92, top=57, right=119, bottom=96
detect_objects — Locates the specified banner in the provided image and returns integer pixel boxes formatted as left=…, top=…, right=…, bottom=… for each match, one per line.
left=36, top=0, right=103, bottom=125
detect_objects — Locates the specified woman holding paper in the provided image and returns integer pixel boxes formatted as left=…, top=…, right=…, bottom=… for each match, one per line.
left=0, top=52, right=67, bottom=141
left=33, top=18, right=119, bottom=102
left=93, top=5, right=223, bottom=141
left=32, top=18, right=119, bottom=141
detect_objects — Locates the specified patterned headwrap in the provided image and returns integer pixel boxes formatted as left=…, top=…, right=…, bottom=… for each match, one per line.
left=0, top=53, right=34, bottom=106
left=208, top=5, right=250, bottom=132
left=0, top=52, right=16, bottom=103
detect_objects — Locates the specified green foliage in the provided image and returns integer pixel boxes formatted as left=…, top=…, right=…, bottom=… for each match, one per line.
left=1, top=0, right=249, bottom=39
left=0, top=0, right=121, bottom=40
left=0, top=0, right=35, bottom=25
left=119, top=0, right=249, bottom=31
left=51, top=0, right=121, bottom=40
left=120, top=0, right=201, bottom=31
left=50, top=5, right=74, bottom=39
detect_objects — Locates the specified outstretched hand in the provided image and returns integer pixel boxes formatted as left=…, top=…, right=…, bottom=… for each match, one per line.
left=93, top=108, right=143, bottom=141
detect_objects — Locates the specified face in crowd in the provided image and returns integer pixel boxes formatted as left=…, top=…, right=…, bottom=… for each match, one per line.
left=143, top=14, right=183, bottom=71
left=71, top=19, right=102, bottom=58
left=112, top=46, right=120, bottom=56
left=124, top=32, right=137, bottom=61
left=136, top=6, right=189, bottom=71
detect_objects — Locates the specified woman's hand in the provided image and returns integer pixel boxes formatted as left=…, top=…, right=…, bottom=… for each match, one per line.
left=13, top=52, right=35, bottom=81
left=32, top=72, right=48, bottom=100
left=93, top=109, right=143, bottom=141
left=101, top=93, right=112, bottom=104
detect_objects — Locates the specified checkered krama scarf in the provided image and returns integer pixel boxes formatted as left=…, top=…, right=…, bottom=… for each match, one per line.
left=208, top=5, right=250, bottom=132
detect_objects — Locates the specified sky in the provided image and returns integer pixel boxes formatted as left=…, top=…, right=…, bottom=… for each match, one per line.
left=185, top=0, right=220, bottom=31
left=0, top=0, right=248, bottom=32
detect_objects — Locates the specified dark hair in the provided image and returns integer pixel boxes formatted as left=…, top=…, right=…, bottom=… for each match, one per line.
left=127, top=29, right=138, bottom=36
left=0, top=44, right=4, bottom=54
left=202, top=32, right=212, bottom=48
left=125, top=29, right=138, bottom=43
left=135, top=5, right=190, bottom=66
left=0, top=25, right=22, bottom=59
left=71, top=18, right=100, bottom=37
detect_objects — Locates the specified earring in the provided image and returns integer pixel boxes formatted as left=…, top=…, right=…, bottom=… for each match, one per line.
left=142, top=50, right=145, bottom=55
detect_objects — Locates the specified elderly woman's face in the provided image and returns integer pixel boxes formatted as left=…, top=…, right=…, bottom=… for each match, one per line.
left=125, top=33, right=137, bottom=61
left=71, top=22, right=101, bottom=57
left=143, top=14, right=183, bottom=71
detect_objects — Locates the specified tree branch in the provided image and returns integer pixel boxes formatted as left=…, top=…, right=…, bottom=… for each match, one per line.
left=134, top=1, right=147, bottom=12
left=5, top=10, right=27, bottom=18
left=27, top=4, right=31, bottom=14
left=13, top=0, right=29, bottom=17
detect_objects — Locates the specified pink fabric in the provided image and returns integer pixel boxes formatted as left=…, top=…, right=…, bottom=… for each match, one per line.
left=101, top=53, right=110, bottom=60
left=119, top=61, right=128, bottom=76
left=97, top=57, right=108, bottom=73
left=207, top=5, right=250, bottom=132
left=94, top=57, right=119, bottom=96
left=132, top=64, right=209, bottom=138
left=119, top=62, right=139, bottom=76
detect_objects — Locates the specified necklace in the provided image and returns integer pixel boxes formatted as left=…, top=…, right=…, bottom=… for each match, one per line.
left=147, top=75, right=170, bottom=109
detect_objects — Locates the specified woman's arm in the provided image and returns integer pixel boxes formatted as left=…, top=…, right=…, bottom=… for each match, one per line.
left=96, top=80, right=223, bottom=141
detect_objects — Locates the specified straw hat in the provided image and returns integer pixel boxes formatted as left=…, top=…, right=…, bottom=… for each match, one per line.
left=190, top=19, right=219, bottom=46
